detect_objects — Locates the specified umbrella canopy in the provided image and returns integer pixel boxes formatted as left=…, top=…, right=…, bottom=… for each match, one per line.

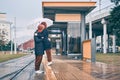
left=27, top=18, right=53, bottom=30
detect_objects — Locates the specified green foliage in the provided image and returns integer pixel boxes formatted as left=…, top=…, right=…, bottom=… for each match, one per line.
left=0, top=41, right=14, bottom=51
left=108, top=5, right=120, bottom=46
left=109, top=5, right=120, bottom=29
left=111, top=0, right=120, bottom=6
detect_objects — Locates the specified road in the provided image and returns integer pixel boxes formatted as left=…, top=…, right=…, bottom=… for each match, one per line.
left=0, top=54, right=44, bottom=80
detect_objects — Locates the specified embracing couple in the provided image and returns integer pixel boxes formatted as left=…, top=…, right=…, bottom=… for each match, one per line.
left=34, top=22, right=52, bottom=74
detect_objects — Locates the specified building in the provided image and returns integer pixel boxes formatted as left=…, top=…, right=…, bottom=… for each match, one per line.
left=18, top=39, right=34, bottom=51
left=0, top=13, right=12, bottom=44
left=42, top=0, right=96, bottom=55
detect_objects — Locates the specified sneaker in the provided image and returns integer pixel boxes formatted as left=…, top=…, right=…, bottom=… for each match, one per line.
left=47, top=61, right=53, bottom=66
left=35, top=70, right=44, bottom=74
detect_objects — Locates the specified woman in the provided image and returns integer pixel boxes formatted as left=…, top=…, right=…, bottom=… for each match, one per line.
left=41, top=22, right=52, bottom=66
left=34, top=24, right=45, bottom=74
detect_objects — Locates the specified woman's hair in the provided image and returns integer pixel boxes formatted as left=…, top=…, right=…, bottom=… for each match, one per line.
left=37, top=24, right=44, bottom=32
left=38, top=24, right=43, bottom=30
left=41, top=22, right=47, bottom=28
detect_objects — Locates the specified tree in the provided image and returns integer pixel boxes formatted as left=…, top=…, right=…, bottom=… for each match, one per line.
left=0, top=41, right=14, bottom=51
left=108, top=5, right=120, bottom=45
left=111, top=0, right=120, bottom=6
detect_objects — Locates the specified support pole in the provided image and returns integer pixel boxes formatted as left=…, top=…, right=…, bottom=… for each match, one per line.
left=81, top=13, right=86, bottom=42
left=14, top=17, right=17, bottom=54
left=81, top=13, right=86, bottom=59
left=112, top=35, right=116, bottom=53
left=10, top=24, right=13, bottom=54
left=89, top=21, right=92, bottom=39
left=101, top=18, right=107, bottom=54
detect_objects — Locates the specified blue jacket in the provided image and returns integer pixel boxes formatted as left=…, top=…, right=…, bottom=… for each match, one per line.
left=34, top=30, right=44, bottom=56
left=42, top=29, right=51, bottom=50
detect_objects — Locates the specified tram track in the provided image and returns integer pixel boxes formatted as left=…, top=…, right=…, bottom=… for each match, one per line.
left=0, top=59, right=34, bottom=80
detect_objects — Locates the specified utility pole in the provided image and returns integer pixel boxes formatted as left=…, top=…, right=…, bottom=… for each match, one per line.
left=14, top=17, right=17, bottom=54
left=99, top=0, right=102, bottom=12
left=10, top=23, right=13, bottom=54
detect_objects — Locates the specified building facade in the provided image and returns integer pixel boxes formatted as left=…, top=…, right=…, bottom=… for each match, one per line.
left=0, top=13, right=12, bottom=44
left=18, top=39, right=34, bottom=51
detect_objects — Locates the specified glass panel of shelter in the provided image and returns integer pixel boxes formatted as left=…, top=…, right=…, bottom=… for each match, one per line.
left=67, top=22, right=81, bottom=54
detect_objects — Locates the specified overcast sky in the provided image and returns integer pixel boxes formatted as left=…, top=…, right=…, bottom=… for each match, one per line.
left=0, top=0, right=113, bottom=45
left=0, top=0, right=42, bottom=44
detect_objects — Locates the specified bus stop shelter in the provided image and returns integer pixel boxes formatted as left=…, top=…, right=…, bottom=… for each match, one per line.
left=42, top=0, right=96, bottom=56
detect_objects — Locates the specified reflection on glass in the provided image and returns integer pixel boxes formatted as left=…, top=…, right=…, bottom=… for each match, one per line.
left=69, top=37, right=81, bottom=53
left=67, top=22, right=81, bottom=53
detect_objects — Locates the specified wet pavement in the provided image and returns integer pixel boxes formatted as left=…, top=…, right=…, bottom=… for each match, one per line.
left=0, top=54, right=120, bottom=80
left=50, top=55, right=120, bottom=80
left=0, top=54, right=44, bottom=80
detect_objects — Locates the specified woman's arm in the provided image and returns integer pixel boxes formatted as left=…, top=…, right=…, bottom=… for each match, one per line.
left=43, top=29, right=48, bottom=39
left=34, top=36, right=43, bottom=43
left=34, top=32, right=43, bottom=43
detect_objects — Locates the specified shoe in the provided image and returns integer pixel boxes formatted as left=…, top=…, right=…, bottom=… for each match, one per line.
left=47, top=61, right=53, bottom=66
left=35, top=70, right=44, bottom=74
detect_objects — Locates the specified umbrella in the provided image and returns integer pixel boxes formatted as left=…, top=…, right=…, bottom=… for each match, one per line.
left=27, top=18, right=53, bottom=30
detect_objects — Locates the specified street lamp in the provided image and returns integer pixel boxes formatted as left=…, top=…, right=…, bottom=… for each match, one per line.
left=13, top=17, right=17, bottom=54
left=10, top=23, right=13, bottom=54
left=99, top=0, right=102, bottom=12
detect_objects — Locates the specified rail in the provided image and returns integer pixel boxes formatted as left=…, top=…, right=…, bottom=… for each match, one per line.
left=0, top=59, right=34, bottom=80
